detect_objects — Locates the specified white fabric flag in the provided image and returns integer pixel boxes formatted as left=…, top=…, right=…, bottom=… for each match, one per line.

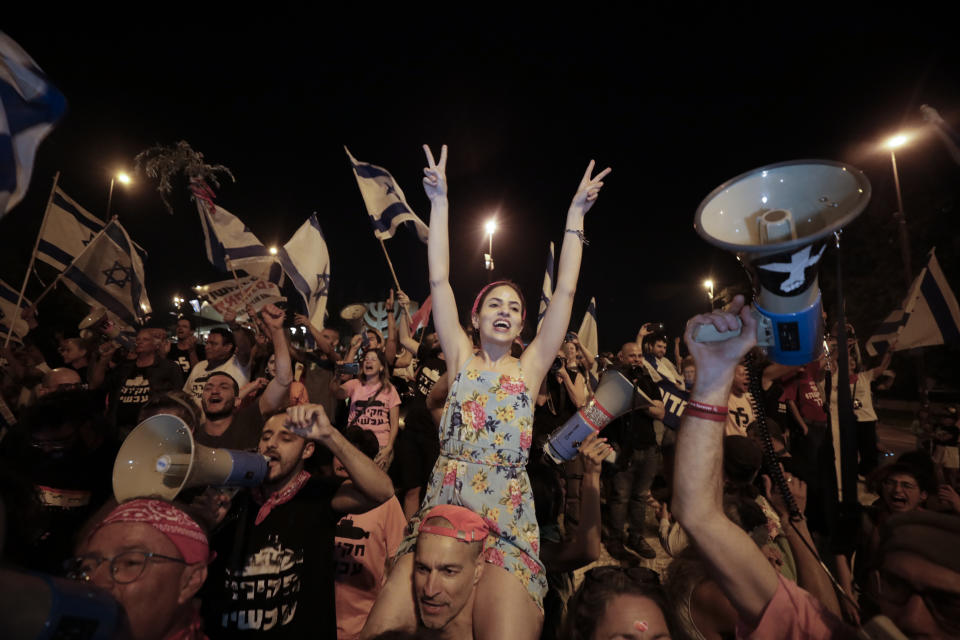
left=345, top=147, right=429, bottom=242
left=61, top=219, right=151, bottom=328
left=278, top=213, right=330, bottom=329
left=37, top=187, right=107, bottom=271
left=866, top=250, right=960, bottom=356
left=537, top=242, right=555, bottom=333
left=0, top=278, right=31, bottom=341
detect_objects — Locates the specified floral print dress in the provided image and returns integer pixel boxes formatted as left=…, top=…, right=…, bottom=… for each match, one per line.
left=396, top=357, right=547, bottom=610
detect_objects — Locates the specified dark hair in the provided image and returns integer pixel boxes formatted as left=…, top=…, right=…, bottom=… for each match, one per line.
left=177, top=315, right=196, bottom=329
left=202, top=371, right=240, bottom=395
left=474, top=280, right=526, bottom=318
left=138, top=390, right=204, bottom=432
left=208, top=327, right=236, bottom=355
left=344, top=426, right=380, bottom=460
left=562, top=566, right=674, bottom=640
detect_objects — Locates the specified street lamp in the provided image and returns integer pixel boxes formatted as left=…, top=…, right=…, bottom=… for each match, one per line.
left=703, top=279, right=715, bottom=311
left=173, top=295, right=184, bottom=310
left=883, top=132, right=914, bottom=287
left=107, top=170, right=132, bottom=219
left=269, top=246, right=278, bottom=256
left=484, top=218, right=497, bottom=281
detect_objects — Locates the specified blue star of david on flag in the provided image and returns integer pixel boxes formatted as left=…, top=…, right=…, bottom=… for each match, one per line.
left=103, top=261, right=132, bottom=288
left=313, top=273, right=330, bottom=301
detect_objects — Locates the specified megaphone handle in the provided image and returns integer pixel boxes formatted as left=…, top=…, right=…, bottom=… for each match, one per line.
left=693, top=318, right=743, bottom=342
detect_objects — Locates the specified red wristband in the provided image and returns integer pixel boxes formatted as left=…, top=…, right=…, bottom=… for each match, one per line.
left=684, top=408, right=727, bottom=423
left=687, top=400, right=728, bottom=415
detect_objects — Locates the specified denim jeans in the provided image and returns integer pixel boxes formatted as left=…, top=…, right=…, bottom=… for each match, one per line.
left=608, top=445, right=658, bottom=540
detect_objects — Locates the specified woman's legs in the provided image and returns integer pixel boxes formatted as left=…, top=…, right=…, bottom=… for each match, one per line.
left=359, top=552, right=417, bottom=639
left=473, top=564, right=544, bottom=640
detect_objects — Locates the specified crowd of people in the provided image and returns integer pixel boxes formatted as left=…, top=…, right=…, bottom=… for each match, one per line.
left=1, top=146, right=959, bottom=640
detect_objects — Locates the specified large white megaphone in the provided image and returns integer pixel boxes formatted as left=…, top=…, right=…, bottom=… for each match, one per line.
left=694, top=160, right=871, bottom=365
left=113, top=414, right=268, bottom=502
left=544, top=369, right=656, bottom=463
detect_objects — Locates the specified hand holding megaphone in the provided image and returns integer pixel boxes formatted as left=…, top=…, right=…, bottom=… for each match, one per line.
left=685, top=295, right=758, bottom=384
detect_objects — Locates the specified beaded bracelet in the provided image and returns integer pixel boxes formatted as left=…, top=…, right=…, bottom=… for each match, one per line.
left=683, top=408, right=727, bottom=423
left=565, top=228, right=589, bottom=245
left=687, top=400, right=728, bottom=415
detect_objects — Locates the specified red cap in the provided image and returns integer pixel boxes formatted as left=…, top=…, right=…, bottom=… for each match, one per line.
left=419, top=504, right=489, bottom=543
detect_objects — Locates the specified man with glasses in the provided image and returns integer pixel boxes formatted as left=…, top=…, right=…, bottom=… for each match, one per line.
left=673, top=296, right=960, bottom=639
left=68, top=498, right=211, bottom=640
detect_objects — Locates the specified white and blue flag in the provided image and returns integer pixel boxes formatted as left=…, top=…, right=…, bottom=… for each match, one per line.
left=345, top=147, right=429, bottom=243
left=37, top=187, right=107, bottom=271
left=0, top=278, right=31, bottom=342
left=278, top=213, right=330, bottom=329
left=537, top=242, right=555, bottom=333
left=0, top=32, right=66, bottom=215
left=577, top=296, right=599, bottom=385
left=190, top=178, right=280, bottom=283
left=61, top=219, right=151, bottom=328
left=866, top=249, right=960, bottom=356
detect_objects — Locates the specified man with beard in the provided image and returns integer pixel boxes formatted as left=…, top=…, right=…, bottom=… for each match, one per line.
left=202, top=403, right=394, bottom=639
left=195, top=305, right=292, bottom=451
left=168, top=315, right=206, bottom=376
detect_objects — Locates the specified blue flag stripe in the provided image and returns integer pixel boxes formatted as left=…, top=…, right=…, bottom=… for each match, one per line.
left=63, top=266, right=138, bottom=327
left=0, top=134, right=16, bottom=192
left=37, top=239, right=75, bottom=266
left=371, top=202, right=414, bottom=233
left=277, top=248, right=311, bottom=305
left=920, top=269, right=960, bottom=343
left=0, top=283, right=18, bottom=303
left=0, top=78, right=66, bottom=136
left=52, top=192, right=102, bottom=233
left=199, top=208, right=228, bottom=271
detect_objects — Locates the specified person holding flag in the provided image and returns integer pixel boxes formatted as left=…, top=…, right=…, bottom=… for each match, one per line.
left=362, top=145, right=610, bottom=640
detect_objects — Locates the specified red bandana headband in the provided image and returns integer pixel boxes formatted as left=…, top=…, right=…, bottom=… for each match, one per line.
left=470, top=280, right=526, bottom=324
left=93, top=499, right=209, bottom=564
left=418, top=504, right=490, bottom=543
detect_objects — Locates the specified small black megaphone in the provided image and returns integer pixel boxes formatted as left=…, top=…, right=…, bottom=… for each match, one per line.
left=112, top=414, right=268, bottom=502
left=694, top=160, right=871, bottom=365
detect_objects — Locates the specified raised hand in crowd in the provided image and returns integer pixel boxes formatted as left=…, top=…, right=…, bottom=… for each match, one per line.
left=939, top=483, right=960, bottom=513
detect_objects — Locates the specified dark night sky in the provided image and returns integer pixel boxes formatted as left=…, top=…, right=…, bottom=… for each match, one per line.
left=4, top=12, right=960, bottom=356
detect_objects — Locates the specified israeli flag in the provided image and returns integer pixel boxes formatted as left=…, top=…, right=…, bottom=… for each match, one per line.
left=866, top=249, right=960, bottom=356
left=0, top=32, right=66, bottom=216
left=537, top=242, right=555, bottom=333
left=278, top=213, right=330, bottom=329
left=577, top=296, right=599, bottom=384
left=37, top=188, right=106, bottom=271
left=0, top=278, right=31, bottom=341
left=345, top=147, right=429, bottom=243
left=61, top=219, right=151, bottom=328
left=190, top=178, right=278, bottom=282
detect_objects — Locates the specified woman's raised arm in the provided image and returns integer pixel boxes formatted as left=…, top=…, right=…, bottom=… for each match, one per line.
left=522, top=160, right=610, bottom=388
left=424, top=144, right=472, bottom=375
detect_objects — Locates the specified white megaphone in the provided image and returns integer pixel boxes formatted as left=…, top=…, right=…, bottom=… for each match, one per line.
left=544, top=369, right=656, bottom=463
left=694, top=160, right=871, bottom=365
left=113, top=414, right=268, bottom=502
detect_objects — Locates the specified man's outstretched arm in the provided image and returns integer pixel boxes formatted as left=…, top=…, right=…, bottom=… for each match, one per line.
left=671, top=296, right=779, bottom=626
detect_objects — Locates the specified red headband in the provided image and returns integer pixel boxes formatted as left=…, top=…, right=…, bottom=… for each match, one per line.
left=419, top=504, right=490, bottom=543
left=92, top=499, right=210, bottom=564
left=470, top=280, right=526, bottom=324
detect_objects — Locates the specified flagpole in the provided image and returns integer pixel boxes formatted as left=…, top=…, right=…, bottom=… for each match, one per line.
left=32, top=220, right=114, bottom=306
left=378, top=238, right=414, bottom=326
left=3, top=172, right=60, bottom=350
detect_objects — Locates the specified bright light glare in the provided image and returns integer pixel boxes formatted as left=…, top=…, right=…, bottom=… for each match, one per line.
left=116, top=172, right=132, bottom=185
left=885, top=134, right=909, bottom=150
left=485, top=219, right=497, bottom=236
left=269, top=246, right=278, bottom=255
left=703, top=279, right=713, bottom=290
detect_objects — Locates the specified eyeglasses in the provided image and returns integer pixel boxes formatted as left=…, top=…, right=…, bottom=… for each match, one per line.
left=64, top=550, right=187, bottom=585
left=584, top=564, right=661, bottom=586
left=872, top=569, right=960, bottom=634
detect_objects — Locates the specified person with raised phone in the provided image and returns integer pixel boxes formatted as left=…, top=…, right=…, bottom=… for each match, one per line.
left=361, top=145, right=610, bottom=640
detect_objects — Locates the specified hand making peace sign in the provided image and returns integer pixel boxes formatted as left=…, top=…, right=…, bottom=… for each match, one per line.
left=422, top=144, right=448, bottom=201
left=568, top=159, right=612, bottom=218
